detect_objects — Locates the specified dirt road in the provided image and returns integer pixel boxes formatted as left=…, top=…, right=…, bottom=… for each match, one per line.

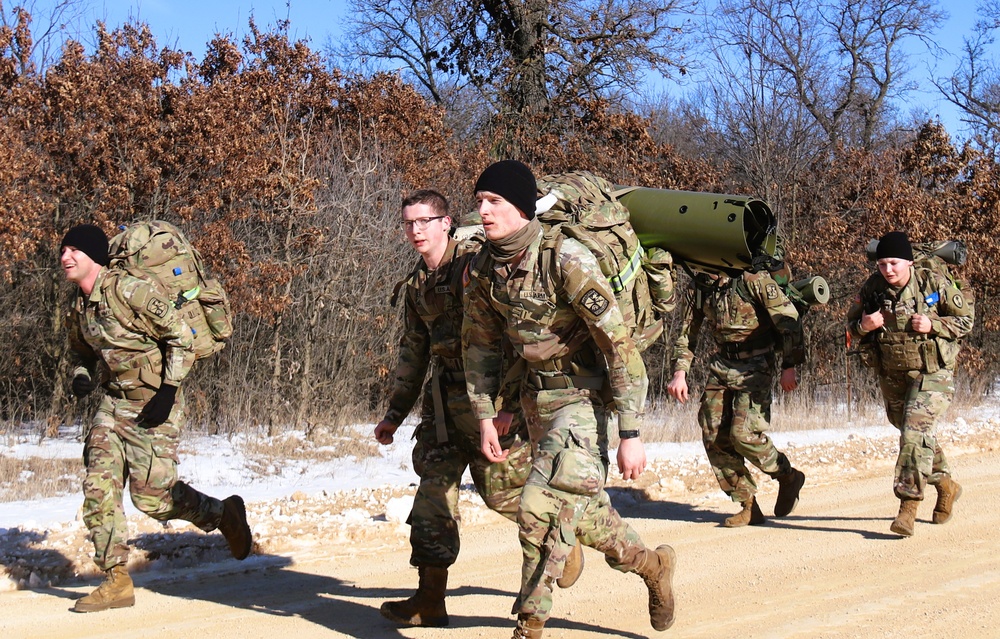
left=2, top=442, right=998, bottom=638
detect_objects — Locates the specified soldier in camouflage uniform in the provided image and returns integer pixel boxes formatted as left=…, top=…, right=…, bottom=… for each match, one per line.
left=60, top=224, right=252, bottom=613
left=847, top=231, right=974, bottom=537
left=463, top=161, right=676, bottom=639
left=667, top=269, right=807, bottom=527
left=375, top=190, right=581, bottom=628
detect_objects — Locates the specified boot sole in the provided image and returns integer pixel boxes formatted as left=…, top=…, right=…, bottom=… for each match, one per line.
left=774, top=471, right=806, bottom=517
left=932, top=484, right=962, bottom=524
left=74, top=595, right=136, bottom=613
left=222, top=496, right=253, bottom=560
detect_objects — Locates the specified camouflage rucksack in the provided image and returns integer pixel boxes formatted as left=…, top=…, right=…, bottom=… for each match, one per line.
left=535, top=171, right=675, bottom=352
left=108, top=221, right=233, bottom=359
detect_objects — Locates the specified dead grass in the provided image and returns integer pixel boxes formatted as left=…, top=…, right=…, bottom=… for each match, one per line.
left=0, top=455, right=82, bottom=502
left=234, top=429, right=382, bottom=478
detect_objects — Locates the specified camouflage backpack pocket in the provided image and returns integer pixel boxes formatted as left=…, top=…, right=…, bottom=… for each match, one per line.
left=548, top=441, right=606, bottom=496
left=199, top=278, right=234, bottom=340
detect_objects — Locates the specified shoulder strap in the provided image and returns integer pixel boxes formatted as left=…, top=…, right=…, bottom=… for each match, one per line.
left=389, top=258, right=423, bottom=308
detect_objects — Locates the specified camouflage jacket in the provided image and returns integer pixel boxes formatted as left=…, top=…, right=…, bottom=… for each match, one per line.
left=69, top=267, right=195, bottom=392
left=846, top=266, right=973, bottom=370
left=383, top=237, right=480, bottom=425
left=671, top=270, right=805, bottom=374
left=463, top=228, right=648, bottom=430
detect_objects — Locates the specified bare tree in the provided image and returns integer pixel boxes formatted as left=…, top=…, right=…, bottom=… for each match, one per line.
left=0, top=0, right=94, bottom=72
left=342, top=0, right=695, bottom=116
left=708, top=0, right=944, bottom=150
left=935, top=1, right=1000, bottom=149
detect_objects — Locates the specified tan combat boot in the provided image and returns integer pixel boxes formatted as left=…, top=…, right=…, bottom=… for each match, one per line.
left=774, top=468, right=806, bottom=517
left=74, top=564, right=134, bottom=613
left=890, top=499, right=919, bottom=537
left=219, top=495, right=253, bottom=560
left=724, top=497, right=766, bottom=527
left=512, top=614, right=546, bottom=639
left=556, top=540, right=584, bottom=588
left=932, top=476, right=962, bottom=524
left=635, top=544, right=677, bottom=631
left=380, top=566, right=449, bottom=627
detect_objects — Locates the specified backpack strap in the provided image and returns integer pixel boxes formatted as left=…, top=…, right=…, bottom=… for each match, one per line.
left=100, top=269, right=156, bottom=337
left=389, top=258, right=423, bottom=307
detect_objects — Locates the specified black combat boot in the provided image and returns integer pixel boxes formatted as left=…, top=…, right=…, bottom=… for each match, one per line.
left=774, top=468, right=806, bottom=517
left=219, top=495, right=253, bottom=559
left=380, top=566, right=449, bottom=627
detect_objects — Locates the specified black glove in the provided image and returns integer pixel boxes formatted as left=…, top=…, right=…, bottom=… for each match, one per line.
left=72, top=374, right=97, bottom=398
left=137, top=384, right=178, bottom=428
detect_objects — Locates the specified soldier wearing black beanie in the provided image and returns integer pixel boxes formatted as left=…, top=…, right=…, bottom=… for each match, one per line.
left=60, top=224, right=110, bottom=266
left=473, top=159, right=537, bottom=219
left=875, top=231, right=914, bottom=262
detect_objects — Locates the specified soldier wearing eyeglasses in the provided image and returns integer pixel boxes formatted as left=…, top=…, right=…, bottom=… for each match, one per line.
left=375, top=190, right=578, bottom=627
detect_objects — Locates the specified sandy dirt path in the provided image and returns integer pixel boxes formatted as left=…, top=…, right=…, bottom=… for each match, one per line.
left=2, top=445, right=998, bottom=639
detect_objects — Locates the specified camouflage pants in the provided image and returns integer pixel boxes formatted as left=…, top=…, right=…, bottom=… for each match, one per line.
left=82, top=390, right=223, bottom=570
left=878, top=368, right=953, bottom=500
left=514, top=387, right=647, bottom=623
left=408, top=379, right=529, bottom=568
left=698, top=358, right=792, bottom=503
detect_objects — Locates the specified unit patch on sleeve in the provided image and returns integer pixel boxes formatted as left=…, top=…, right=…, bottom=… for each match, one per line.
left=953, top=293, right=964, bottom=308
left=146, top=297, right=168, bottom=318
left=766, top=283, right=779, bottom=300
left=581, top=288, right=611, bottom=317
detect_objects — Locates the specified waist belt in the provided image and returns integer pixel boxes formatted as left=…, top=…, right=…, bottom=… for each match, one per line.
left=719, top=340, right=773, bottom=361
left=526, top=370, right=604, bottom=391
left=105, top=386, right=156, bottom=401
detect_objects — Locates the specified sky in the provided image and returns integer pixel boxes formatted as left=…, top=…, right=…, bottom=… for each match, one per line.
left=16, top=0, right=989, bottom=137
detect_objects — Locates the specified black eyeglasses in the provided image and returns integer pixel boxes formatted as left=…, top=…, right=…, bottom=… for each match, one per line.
left=401, top=216, right=446, bottom=231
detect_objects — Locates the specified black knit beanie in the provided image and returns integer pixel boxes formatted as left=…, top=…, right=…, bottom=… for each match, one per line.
left=61, top=224, right=110, bottom=266
left=474, top=160, right=537, bottom=219
left=875, top=231, right=913, bottom=261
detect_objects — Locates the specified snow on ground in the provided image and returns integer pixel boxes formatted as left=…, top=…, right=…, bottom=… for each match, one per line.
left=2, top=401, right=999, bottom=592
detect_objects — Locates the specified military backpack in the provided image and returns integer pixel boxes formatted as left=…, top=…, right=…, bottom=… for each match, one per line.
left=534, top=171, right=675, bottom=352
left=107, top=220, right=233, bottom=360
